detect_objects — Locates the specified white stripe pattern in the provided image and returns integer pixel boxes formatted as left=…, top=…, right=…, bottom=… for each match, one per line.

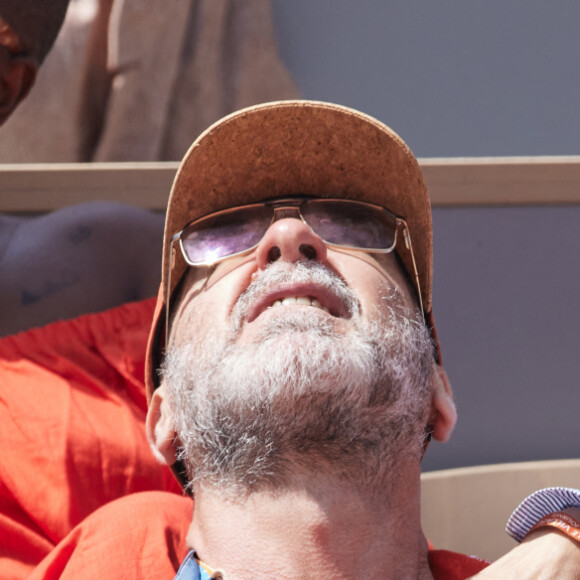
left=506, top=487, right=580, bottom=542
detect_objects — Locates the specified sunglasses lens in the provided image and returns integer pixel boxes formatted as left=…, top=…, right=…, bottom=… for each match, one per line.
left=181, top=205, right=272, bottom=264
left=302, top=201, right=397, bottom=250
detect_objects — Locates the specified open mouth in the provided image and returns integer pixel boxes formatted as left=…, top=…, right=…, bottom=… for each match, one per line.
left=269, top=295, right=329, bottom=312
left=245, top=283, right=353, bottom=323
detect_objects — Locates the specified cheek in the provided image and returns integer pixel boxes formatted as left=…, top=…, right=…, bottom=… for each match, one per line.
left=206, top=254, right=256, bottom=288
left=171, top=263, right=255, bottom=347
left=171, top=290, right=226, bottom=350
left=355, top=275, right=403, bottom=317
left=329, top=252, right=406, bottom=315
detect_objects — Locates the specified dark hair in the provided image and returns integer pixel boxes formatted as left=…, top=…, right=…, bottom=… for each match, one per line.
left=2, top=1, right=70, bottom=64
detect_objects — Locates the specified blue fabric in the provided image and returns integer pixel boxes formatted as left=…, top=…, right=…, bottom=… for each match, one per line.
left=174, top=550, right=214, bottom=580
left=506, top=487, right=580, bottom=542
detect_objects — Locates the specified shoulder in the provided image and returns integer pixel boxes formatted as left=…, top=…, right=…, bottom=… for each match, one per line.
left=1, top=202, right=165, bottom=336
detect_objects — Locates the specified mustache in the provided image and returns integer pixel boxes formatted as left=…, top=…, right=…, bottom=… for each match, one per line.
left=231, top=261, right=360, bottom=328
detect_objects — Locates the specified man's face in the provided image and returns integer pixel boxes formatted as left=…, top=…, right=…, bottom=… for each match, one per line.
left=0, top=16, right=36, bottom=126
left=162, top=208, right=436, bottom=494
left=170, top=214, right=419, bottom=349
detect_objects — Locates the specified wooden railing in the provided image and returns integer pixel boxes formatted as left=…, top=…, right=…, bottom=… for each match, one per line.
left=1, top=156, right=579, bottom=212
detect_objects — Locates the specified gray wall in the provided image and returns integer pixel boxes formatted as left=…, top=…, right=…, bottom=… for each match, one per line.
left=272, top=0, right=580, bottom=157
left=272, top=1, right=580, bottom=470
left=425, top=206, right=579, bottom=471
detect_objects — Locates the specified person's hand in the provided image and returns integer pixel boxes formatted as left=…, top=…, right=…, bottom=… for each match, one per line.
left=469, top=525, right=580, bottom=579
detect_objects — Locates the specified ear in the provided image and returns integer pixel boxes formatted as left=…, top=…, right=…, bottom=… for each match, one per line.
left=429, top=365, right=457, bottom=442
left=0, top=53, right=37, bottom=125
left=146, top=384, right=179, bottom=465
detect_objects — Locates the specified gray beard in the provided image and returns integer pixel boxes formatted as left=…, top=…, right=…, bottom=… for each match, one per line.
left=163, top=262, right=435, bottom=497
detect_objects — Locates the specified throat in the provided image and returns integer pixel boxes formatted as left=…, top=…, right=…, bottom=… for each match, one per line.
left=188, top=473, right=431, bottom=579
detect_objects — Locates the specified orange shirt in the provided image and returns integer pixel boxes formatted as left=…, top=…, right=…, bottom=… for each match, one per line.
left=0, top=299, right=182, bottom=578
left=0, top=299, right=488, bottom=579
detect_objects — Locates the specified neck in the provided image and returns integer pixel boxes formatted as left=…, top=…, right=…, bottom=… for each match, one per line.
left=187, top=463, right=433, bottom=580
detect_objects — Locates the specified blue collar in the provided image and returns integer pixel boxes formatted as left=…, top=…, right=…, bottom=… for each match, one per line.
left=174, top=550, right=215, bottom=580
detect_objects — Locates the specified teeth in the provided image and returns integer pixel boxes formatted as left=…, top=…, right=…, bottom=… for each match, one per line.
left=269, top=296, right=329, bottom=313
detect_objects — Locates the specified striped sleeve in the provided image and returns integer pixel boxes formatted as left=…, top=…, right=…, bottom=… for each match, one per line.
left=506, top=487, right=580, bottom=542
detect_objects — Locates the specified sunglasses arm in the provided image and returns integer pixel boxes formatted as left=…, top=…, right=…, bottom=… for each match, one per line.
left=164, top=235, right=181, bottom=355
left=399, top=220, right=425, bottom=323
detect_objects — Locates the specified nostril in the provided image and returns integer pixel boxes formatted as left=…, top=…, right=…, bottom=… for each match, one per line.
left=299, top=244, right=317, bottom=260
left=267, top=246, right=282, bottom=263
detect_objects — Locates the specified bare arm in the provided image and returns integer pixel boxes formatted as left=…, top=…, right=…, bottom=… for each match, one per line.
left=470, top=526, right=580, bottom=579
left=471, top=506, right=580, bottom=579
left=0, top=201, right=164, bottom=336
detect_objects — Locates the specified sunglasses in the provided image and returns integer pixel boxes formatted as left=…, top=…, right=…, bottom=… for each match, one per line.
left=165, top=197, right=423, bottom=349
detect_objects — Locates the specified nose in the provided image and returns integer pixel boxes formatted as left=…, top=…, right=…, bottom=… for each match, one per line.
left=255, top=217, right=328, bottom=269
